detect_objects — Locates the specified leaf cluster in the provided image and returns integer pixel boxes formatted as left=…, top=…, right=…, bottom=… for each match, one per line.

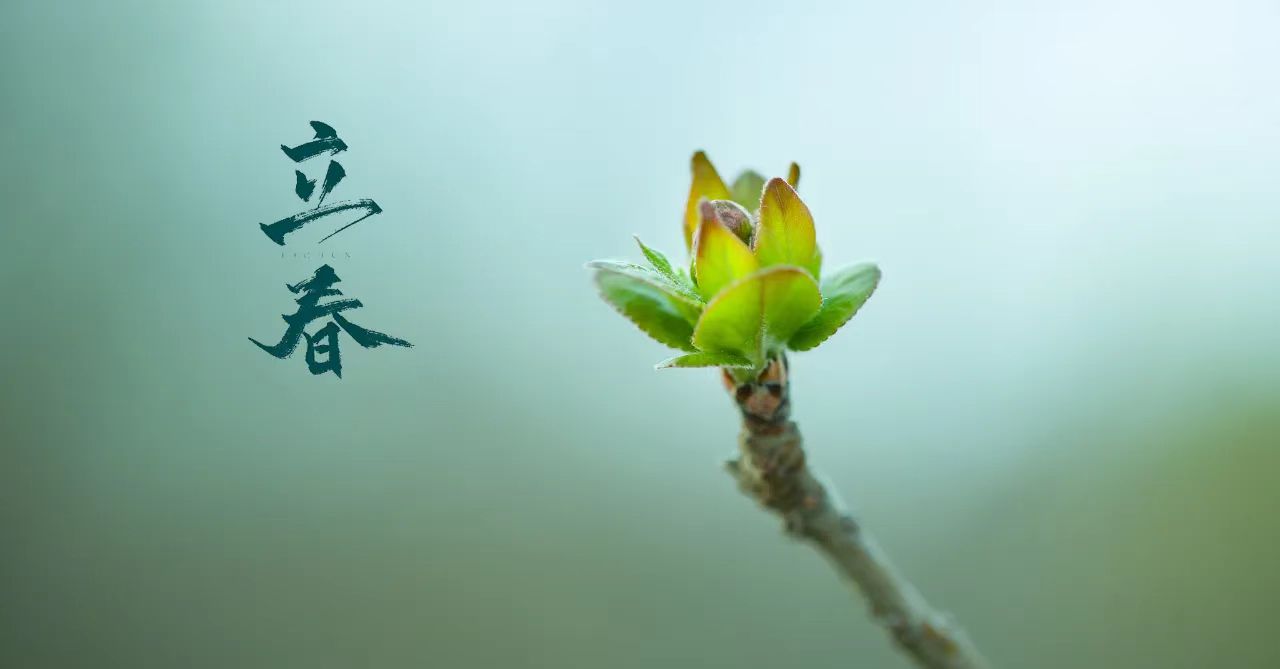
left=590, top=152, right=879, bottom=373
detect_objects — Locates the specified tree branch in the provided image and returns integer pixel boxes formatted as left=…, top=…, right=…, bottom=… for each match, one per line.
left=722, top=357, right=991, bottom=669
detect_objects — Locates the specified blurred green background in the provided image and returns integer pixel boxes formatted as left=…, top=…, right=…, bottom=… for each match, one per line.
left=3, top=1, right=1278, bottom=667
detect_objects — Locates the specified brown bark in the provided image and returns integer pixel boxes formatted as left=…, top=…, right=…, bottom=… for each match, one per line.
left=724, top=357, right=991, bottom=669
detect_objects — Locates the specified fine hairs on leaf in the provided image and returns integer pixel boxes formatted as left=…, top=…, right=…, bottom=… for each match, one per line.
left=634, top=236, right=699, bottom=299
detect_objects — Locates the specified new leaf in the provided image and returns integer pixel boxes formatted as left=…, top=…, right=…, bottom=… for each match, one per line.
left=655, top=351, right=754, bottom=369
left=692, top=266, right=821, bottom=365
left=591, top=262, right=701, bottom=351
left=682, top=151, right=732, bottom=251
left=788, top=263, right=881, bottom=351
left=692, top=215, right=758, bottom=300
left=754, top=178, right=821, bottom=279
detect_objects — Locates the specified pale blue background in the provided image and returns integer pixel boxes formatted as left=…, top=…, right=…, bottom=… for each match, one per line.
left=3, top=1, right=1278, bottom=667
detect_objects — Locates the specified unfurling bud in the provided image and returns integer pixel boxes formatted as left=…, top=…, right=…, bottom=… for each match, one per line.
left=699, top=198, right=754, bottom=244
left=589, top=151, right=880, bottom=373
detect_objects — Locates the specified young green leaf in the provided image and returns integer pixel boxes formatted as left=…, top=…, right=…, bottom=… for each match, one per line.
left=692, top=272, right=762, bottom=361
left=788, top=262, right=881, bottom=351
left=787, top=162, right=801, bottom=188
left=633, top=236, right=699, bottom=299
left=587, top=260, right=702, bottom=321
left=692, top=265, right=821, bottom=364
left=592, top=264, right=700, bottom=351
left=761, top=265, right=823, bottom=346
left=655, top=351, right=754, bottom=369
left=692, top=213, right=758, bottom=301
left=634, top=236, right=676, bottom=277
left=585, top=259, right=654, bottom=279
left=754, top=178, right=820, bottom=278
left=730, top=170, right=766, bottom=211
left=682, top=151, right=732, bottom=251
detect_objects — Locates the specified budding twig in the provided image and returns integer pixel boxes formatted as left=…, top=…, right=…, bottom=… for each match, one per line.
left=723, top=357, right=991, bottom=669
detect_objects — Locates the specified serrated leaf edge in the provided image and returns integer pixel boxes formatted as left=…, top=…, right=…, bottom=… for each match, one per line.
left=591, top=266, right=698, bottom=351
left=654, top=351, right=754, bottom=370
left=787, top=262, right=881, bottom=351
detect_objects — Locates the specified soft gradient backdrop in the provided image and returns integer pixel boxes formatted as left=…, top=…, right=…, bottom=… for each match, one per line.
left=3, top=1, right=1278, bottom=667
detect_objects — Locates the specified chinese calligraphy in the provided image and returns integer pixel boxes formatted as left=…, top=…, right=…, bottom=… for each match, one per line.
left=249, top=264, right=411, bottom=378
left=260, top=121, right=382, bottom=245
left=250, top=120, right=411, bottom=378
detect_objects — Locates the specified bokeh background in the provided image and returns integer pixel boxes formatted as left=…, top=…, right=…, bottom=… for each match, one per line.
left=4, top=1, right=1278, bottom=667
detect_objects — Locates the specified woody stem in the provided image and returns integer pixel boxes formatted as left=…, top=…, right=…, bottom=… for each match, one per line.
left=723, top=356, right=991, bottom=669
